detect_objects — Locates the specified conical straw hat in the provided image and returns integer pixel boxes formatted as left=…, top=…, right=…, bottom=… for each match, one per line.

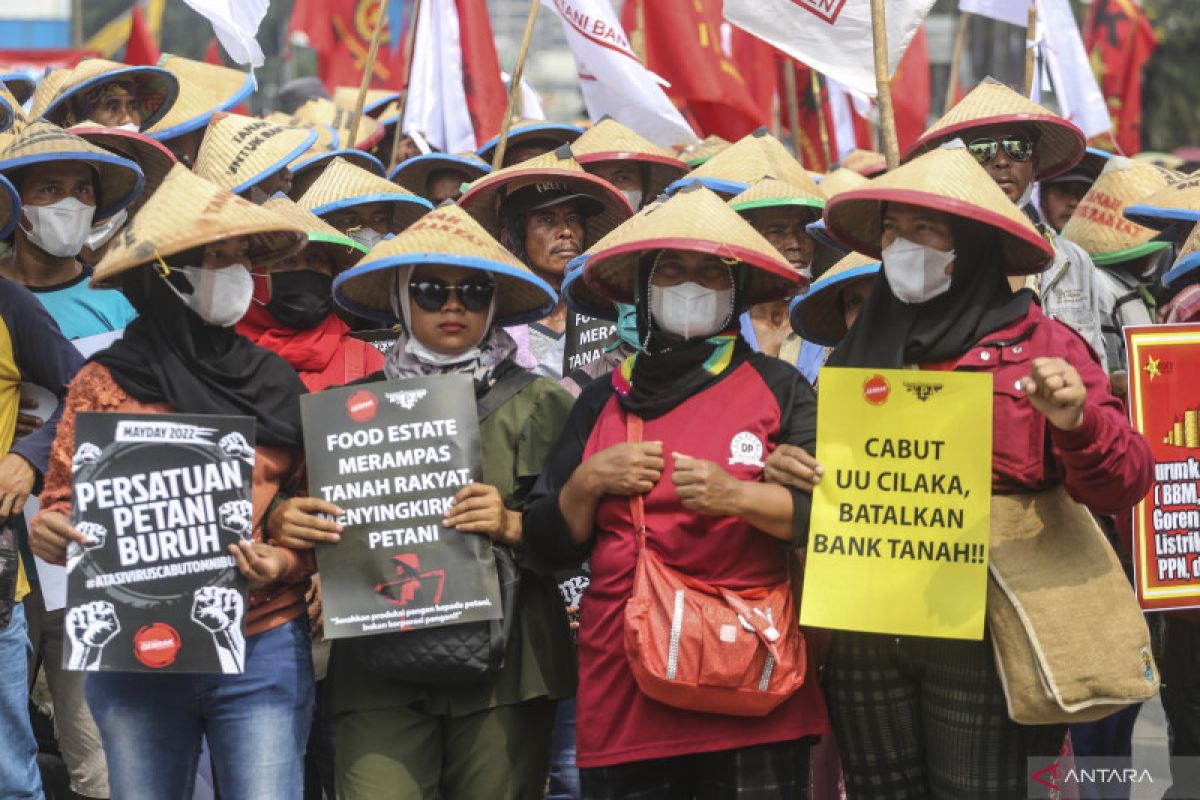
left=823, top=141, right=1054, bottom=275
left=333, top=203, right=557, bottom=327
left=476, top=119, right=584, bottom=164
left=264, top=112, right=338, bottom=152
left=70, top=126, right=177, bottom=210
left=680, top=135, right=730, bottom=167
left=145, top=54, right=255, bottom=142
left=193, top=113, right=318, bottom=194
left=906, top=77, right=1085, bottom=180
left=290, top=98, right=385, bottom=151
left=0, top=174, right=20, bottom=240
left=839, top=149, right=887, bottom=177
left=262, top=194, right=367, bottom=271
left=0, top=85, right=18, bottom=134
left=0, top=73, right=35, bottom=105
left=571, top=118, right=688, bottom=201
left=790, top=251, right=881, bottom=346
left=31, top=58, right=178, bottom=131
left=297, top=156, right=432, bottom=232
left=728, top=176, right=826, bottom=219
left=1060, top=157, right=1180, bottom=266
left=580, top=183, right=802, bottom=309
left=818, top=167, right=870, bottom=199
left=1162, top=222, right=1200, bottom=288
left=331, top=87, right=402, bottom=118
left=1124, top=171, right=1200, bottom=232
left=458, top=144, right=633, bottom=245
left=290, top=147, right=385, bottom=178
left=388, top=151, right=491, bottom=196
left=91, top=164, right=306, bottom=288
left=561, top=252, right=617, bottom=321
left=0, top=120, right=144, bottom=219
left=668, top=129, right=819, bottom=198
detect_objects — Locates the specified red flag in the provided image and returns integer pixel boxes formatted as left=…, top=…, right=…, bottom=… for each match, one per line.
left=1083, top=0, right=1157, bottom=155
left=124, top=6, right=161, bottom=66
left=289, top=0, right=405, bottom=91
left=730, top=27, right=778, bottom=124
left=778, top=59, right=835, bottom=171
left=622, top=0, right=766, bottom=140
left=453, top=0, right=506, bottom=147
left=891, top=26, right=930, bottom=154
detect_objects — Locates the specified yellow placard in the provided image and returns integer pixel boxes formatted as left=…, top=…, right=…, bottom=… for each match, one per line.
left=799, top=367, right=993, bottom=640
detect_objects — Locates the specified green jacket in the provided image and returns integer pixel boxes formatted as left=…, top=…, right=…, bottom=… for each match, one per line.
left=327, top=369, right=578, bottom=716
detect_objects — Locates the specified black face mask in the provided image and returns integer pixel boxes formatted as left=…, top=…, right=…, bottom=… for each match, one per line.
left=266, top=269, right=334, bottom=330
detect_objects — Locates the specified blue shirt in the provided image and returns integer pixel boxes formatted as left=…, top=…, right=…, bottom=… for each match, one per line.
left=739, top=311, right=824, bottom=385
left=27, top=267, right=137, bottom=340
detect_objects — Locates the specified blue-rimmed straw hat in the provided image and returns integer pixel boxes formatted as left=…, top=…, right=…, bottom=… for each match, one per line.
left=0, top=174, right=21, bottom=239
left=1162, top=223, right=1200, bottom=288
left=30, top=58, right=178, bottom=131
left=790, top=251, right=880, bottom=345
left=388, top=151, right=491, bottom=196
left=193, top=113, right=318, bottom=195
left=145, top=54, right=255, bottom=144
left=0, top=73, right=35, bottom=105
left=667, top=128, right=817, bottom=198
left=297, top=156, right=432, bottom=232
left=476, top=119, right=584, bottom=165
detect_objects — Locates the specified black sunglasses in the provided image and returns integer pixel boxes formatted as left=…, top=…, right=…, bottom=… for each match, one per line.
left=409, top=279, right=495, bottom=312
left=967, top=135, right=1035, bottom=166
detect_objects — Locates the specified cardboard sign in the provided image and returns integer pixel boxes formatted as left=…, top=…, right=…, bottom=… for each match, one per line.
left=301, top=374, right=502, bottom=639
left=65, top=413, right=255, bottom=674
left=800, top=367, right=993, bottom=640
left=563, top=312, right=616, bottom=376
left=1126, top=324, right=1200, bottom=610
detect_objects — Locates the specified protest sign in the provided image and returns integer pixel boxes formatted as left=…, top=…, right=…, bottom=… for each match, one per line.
left=66, top=413, right=255, bottom=674
left=800, top=367, right=993, bottom=639
left=1126, top=324, right=1200, bottom=610
left=301, top=374, right=501, bottom=640
left=350, top=327, right=400, bottom=357
left=563, top=312, right=616, bottom=375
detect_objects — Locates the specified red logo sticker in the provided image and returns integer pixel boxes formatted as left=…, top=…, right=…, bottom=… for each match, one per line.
left=133, top=623, right=181, bottom=668
left=787, top=0, right=848, bottom=25
left=863, top=375, right=890, bottom=405
left=346, top=390, right=379, bottom=423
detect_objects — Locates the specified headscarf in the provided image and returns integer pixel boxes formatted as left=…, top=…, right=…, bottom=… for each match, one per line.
left=93, top=265, right=307, bottom=448
left=827, top=221, right=1034, bottom=369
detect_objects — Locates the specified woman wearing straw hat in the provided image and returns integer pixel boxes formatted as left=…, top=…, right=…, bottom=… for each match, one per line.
left=312, top=203, right=576, bottom=798
left=30, top=58, right=179, bottom=132
left=767, top=142, right=1154, bottom=799
left=27, top=165, right=319, bottom=800
left=523, top=184, right=828, bottom=797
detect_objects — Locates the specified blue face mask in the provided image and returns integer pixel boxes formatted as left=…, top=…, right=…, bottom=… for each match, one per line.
left=613, top=302, right=641, bottom=351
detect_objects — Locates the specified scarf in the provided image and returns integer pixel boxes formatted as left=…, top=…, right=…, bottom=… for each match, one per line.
left=93, top=266, right=307, bottom=448
left=236, top=277, right=347, bottom=376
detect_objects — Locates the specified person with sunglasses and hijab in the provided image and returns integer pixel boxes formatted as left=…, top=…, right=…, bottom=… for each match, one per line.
left=293, top=203, right=577, bottom=799
left=764, top=142, right=1153, bottom=799
left=27, top=165, right=319, bottom=800
left=905, top=78, right=1108, bottom=367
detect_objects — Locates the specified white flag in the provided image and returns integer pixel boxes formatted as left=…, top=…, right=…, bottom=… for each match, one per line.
left=180, top=0, right=268, bottom=68
left=724, top=0, right=935, bottom=98
left=1036, top=0, right=1109, bottom=138
left=957, top=0, right=1032, bottom=28
left=542, top=0, right=696, bottom=149
left=405, top=0, right=476, bottom=153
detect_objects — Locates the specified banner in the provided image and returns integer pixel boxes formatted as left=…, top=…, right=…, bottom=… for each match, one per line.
left=290, top=0, right=406, bottom=92
left=800, top=367, right=993, bottom=639
left=1126, top=324, right=1200, bottom=610
left=301, top=374, right=501, bottom=639
left=563, top=312, right=616, bottom=376
left=65, top=413, right=255, bottom=674
left=1083, top=0, right=1158, bottom=154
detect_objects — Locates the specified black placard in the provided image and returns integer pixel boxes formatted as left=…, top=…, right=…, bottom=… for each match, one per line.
left=563, top=312, right=616, bottom=376
left=66, top=413, right=255, bottom=674
left=301, top=374, right=501, bottom=639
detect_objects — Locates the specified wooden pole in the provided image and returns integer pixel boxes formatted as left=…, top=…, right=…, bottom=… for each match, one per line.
left=492, top=0, right=541, bottom=170
left=349, top=0, right=389, bottom=151
left=945, top=12, right=969, bottom=114
left=811, top=70, right=833, bottom=170
left=388, top=0, right=424, bottom=173
left=870, top=0, right=900, bottom=170
left=1024, top=5, right=1038, bottom=97
left=783, top=61, right=803, bottom=164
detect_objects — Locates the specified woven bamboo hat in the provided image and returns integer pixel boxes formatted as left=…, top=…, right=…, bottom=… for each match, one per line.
left=1124, top=171, right=1200, bottom=233
left=458, top=144, right=633, bottom=244
left=823, top=141, right=1054, bottom=275
left=476, top=119, right=584, bottom=164
left=668, top=129, right=819, bottom=198
left=0, top=120, right=144, bottom=219
left=145, top=55, right=255, bottom=143
left=263, top=112, right=338, bottom=152
left=822, top=168, right=871, bottom=199
left=1061, top=157, right=1180, bottom=266
left=0, top=73, right=35, bottom=105
left=91, top=164, right=306, bottom=288
left=0, top=174, right=20, bottom=239
left=560, top=252, right=616, bottom=320
left=579, top=183, right=802, bottom=311
left=790, top=251, right=881, bottom=346
left=728, top=176, right=826, bottom=221
left=839, top=149, right=887, bottom=177
left=31, top=59, right=178, bottom=131
left=331, top=87, right=402, bottom=118
left=290, top=98, right=385, bottom=151
left=680, top=135, right=730, bottom=167
left=1162, top=223, right=1200, bottom=288
left=70, top=126, right=176, bottom=210
left=262, top=194, right=367, bottom=271
left=333, top=202, right=557, bottom=327
left=906, top=77, right=1085, bottom=180
left=193, top=113, right=318, bottom=195
left=290, top=147, right=385, bottom=180
left=297, top=156, right=432, bottom=231
left=388, top=151, right=491, bottom=197
left=571, top=117, right=688, bottom=201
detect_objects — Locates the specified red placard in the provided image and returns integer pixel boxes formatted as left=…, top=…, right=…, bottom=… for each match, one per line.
left=1126, top=323, right=1200, bottom=610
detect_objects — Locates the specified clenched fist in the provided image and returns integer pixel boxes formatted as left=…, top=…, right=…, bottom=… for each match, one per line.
left=192, top=586, right=243, bottom=633
left=67, top=601, right=120, bottom=649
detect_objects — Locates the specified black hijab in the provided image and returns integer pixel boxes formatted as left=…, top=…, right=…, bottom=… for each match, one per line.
left=93, top=265, right=307, bottom=448
left=827, top=221, right=1035, bottom=369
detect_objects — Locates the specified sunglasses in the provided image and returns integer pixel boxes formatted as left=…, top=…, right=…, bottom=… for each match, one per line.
left=409, top=279, right=495, bottom=312
left=967, top=135, right=1035, bottom=165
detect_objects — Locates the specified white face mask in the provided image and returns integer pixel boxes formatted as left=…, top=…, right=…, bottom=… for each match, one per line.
left=649, top=281, right=733, bottom=340
left=162, top=263, right=255, bottom=327
left=882, top=237, right=956, bottom=305
left=84, top=208, right=128, bottom=251
left=348, top=226, right=384, bottom=250
left=23, top=197, right=96, bottom=258
left=84, top=119, right=140, bottom=133
left=623, top=190, right=643, bottom=210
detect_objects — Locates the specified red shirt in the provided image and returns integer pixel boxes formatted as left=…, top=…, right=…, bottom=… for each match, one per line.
left=237, top=305, right=383, bottom=392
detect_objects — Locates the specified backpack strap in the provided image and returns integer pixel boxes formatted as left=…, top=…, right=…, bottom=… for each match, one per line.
left=476, top=367, right=538, bottom=423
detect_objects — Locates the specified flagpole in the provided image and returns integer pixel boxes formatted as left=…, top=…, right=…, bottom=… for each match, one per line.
left=783, top=60, right=804, bottom=165
left=492, top=0, right=542, bottom=170
left=810, top=70, right=833, bottom=170
left=349, top=0, right=389, bottom=151
left=389, top=0, right=423, bottom=173
left=1024, top=5, right=1038, bottom=96
left=945, top=12, right=969, bottom=113
left=870, top=0, right=900, bottom=169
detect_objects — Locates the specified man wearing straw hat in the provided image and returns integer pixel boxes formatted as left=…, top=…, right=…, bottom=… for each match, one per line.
left=1038, top=149, right=1110, bottom=234
left=193, top=113, right=318, bottom=204
left=389, top=152, right=492, bottom=205
left=29, top=58, right=179, bottom=133
left=571, top=117, right=688, bottom=211
left=476, top=119, right=584, bottom=169
left=145, top=54, right=257, bottom=169
left=906, top=77, right=1108, bottom=365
